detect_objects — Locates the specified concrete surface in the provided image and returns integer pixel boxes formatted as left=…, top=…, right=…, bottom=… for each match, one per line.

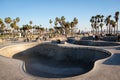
left=0, top=41, right=120, bottom=80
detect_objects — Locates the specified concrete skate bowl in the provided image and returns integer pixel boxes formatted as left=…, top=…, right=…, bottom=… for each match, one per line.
left=0, top=43, right=111, bottom=78
left=73, top=40, right=120, bottom=46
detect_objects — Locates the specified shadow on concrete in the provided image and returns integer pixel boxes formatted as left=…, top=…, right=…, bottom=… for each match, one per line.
left=12, top=43, right=94, bottom=78
left=103, top=54, right=120, bottom=65
left=12, top=43, right=111, bottom=78
left=115, top=47, right=120, bottom=50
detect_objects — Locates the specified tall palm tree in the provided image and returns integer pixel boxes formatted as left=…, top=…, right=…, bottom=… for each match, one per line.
left=0, top=23, right=6, bottom=38
left=49, top=19, right=53, bottom=28
left=0, top=18, right=3, bottom=32
left=64, top=22, right=70, bottom=37
left=114, top=11, right=119, bottom=34
left=29, top=20, right=33, bottom=27
left=96, top=15, right=101, bottom=34
left=54, top=21, right=58, bottom=27
left=90, top=16, right=95, bottom=34
left=61, top=16, right=65, bottom=21
left=4, top=17, right=12, bottom=36
left=108, top=15, right=112, bottom=34
left=0, top=18, right=3, bottom=25
left=105, top=15, right=111, bottom=34
left=72, top=17, right=78, bottom=35
left=61, top=16, right=66, bottom=29
left=100, top=23, right=104, bottom=34
left=55, top=17, right=60, bottom=23
left=10, top=22, right=19, bottom=30
left=4, top=17, right=12, bottom=29
left=70, top=21, right=75, bottom=35
left=16, top=17, right=20, bottom=29
left=16, top=17, right=20, bottom=23
left=1, top=23, right=5, bottom=29
left=110, top=20, right=116, bottom=34
left=100, top=15, right=104, bottom=34
left=94, top=16, right=98, bottom=34
left=101, top=15, right=104, bottom=22
left=105, top=17, right=108, bottom=34
left=73, top=17, right=78, bottom=25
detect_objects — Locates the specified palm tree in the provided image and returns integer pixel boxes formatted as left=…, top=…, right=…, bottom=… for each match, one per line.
left=29, top=20, right=33, bottom=26
left=105, top=17, right=108, bottom=34
left=72, top=17, right=78, bottom=35
left=100, top=23, right=104, bottom=34
left=16, top=17, right=20, bottom=23
left=70, top=21, right=75, bottom=35
left=4, top=17, right=12, bottom=36
left=54, top=21, right=58, bottom=27
left=10, top=21, right=19, bottom=30
left=90, top=16, right=95, bottom=34
left=16, top=17, right=20, bottom=29
left=4, top=17, right=12, bottom=29
left=100, top=15, right=104, bottom=34
left=101, top=15, right=104, bottom=22
left=94, top=16, right=98, bottom=34
left=108, top=15, right=112, bottom=34
left=61, top=16, right=66, bottom=28
left=114, top=11, right=119, bottom=34
left=0, top=23, right=6, bottom=38
left=10, top=21, right=18, bottom=37
left=49, top=19, right=53, bottom=28
left=73, top=17, right=78, bottom=25
left=1, top=23, right=5, bottom=29
left=0, top=18, right=3, bottom=25
left=0, top=18, right=3, bottom=33
left=96, top=15, right=102, bottom=34
left=64, top=22, right=70, bottom=36
left=55, top=17, right=66, bottom=35
left=61, top=16, right=65, bottom=21
left=105, top=15, right=111, bottom=34
left=55, top=17, right=60, bottom=22
left=110, top=20, right=116, bottom=34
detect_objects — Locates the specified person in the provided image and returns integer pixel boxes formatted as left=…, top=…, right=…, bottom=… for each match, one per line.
left=117, top=34, right=120, bottom=41
left=93, top=34, right=95, bottom=40
left=95, top=34, right=99, bottom=40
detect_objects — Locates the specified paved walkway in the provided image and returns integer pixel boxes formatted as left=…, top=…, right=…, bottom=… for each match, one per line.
left=0, top=41, right=120, bottom=80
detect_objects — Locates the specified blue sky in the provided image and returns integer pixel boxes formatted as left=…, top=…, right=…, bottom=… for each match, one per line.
left=0, top=0, right=120, bottom=31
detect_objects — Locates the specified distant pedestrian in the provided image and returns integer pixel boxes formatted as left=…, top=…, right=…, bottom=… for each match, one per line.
left=93, top=34, right=95, bottom=40
left=95, top=35, right=99, bottom=40
left=117, top=35, right=120, bottom=41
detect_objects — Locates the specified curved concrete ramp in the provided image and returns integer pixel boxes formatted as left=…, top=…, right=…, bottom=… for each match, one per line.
left=67, top=38, right=120, bottom=46
left=0, top=43, right=111, bottom=78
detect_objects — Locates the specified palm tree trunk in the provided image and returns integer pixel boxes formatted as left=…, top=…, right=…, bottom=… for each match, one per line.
left=117, top=22, right=118, bottom=34
left=111, top=26, right=112, bottom=34
left=93, top=28, right=94, bottom=34
left=98, top=27, right=99, bottom=34
left=114, top=27, right=115, bottom=34
left=109, top=24, right=110, bottom=34
left=101, top=27, right=102, bottom=34
left=107, top=26, right=108, bottom=34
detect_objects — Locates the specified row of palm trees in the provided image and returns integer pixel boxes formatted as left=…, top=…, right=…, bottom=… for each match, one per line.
left=0, top=16, right=78, bottom=39
left=90, top=11, right=119, bottom=35
left=0, top=17, right=20, bottom=32
left=49, top=16, right=78, bottom=37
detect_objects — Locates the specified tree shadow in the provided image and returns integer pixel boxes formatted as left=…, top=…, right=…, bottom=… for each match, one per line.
left=103, top=53, right=120, bottom=65
left=12, top=43, right=95, bottom=78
